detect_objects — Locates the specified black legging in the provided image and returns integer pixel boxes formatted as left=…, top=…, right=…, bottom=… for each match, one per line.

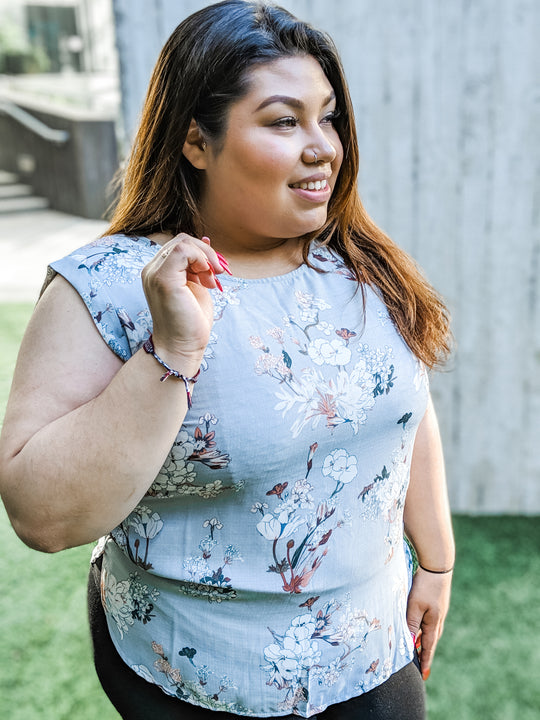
left=88, top=563, right=425, bottom=720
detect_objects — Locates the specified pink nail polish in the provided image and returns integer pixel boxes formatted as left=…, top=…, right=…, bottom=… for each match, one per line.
left=217, top=257, right=233, bottom=275
left=215, top=251, right=230, bottom=266
left=207, top=261, right=223, bottom=292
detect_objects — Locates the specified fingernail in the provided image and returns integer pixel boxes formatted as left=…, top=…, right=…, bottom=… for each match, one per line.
left=217, top=257, right=233, bottom=275
left=202, top=236, right=211, bottom=244
left=422, top=669, right=431, bottom=681
left=215, top=251, right=230, bottom=266
left=207, top=261, right=223, bottom=292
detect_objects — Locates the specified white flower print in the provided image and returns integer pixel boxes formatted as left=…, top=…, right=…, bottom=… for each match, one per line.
left=200, top=331, right=218, bottom=371
left=276, top=507, right=307, bottom=538
left=256, top=513, right=283, bottom=540
left=101, top=570, right=134, bottom=640
left=203, top=517, right=223, bottom=536
left=307, top=338, right=352, bottom=367
left=101, top=570, right=159, bottom=639
left=316, top=320, right=334, bottom=336
left=322, top=449, right=358, bottom=485
left=287, top=613, right=317, bottom=641
left=295, top=290, right=331, bottom=323
left=151, top=430, right=197, bottom=497
left=184, top=556, right=211, bottom=580
left=213, top=284, right=243, bottom=320
left=250, top=501, right=269, bottom=515
left=291, top=478, right=314, bottom=508
left=262, top=597, right=381, bottom=707
left=127, top=505, right=164, bottom=539
left=263, top=642, right=300, bottom=689
left=122, top=309, right=152, bottom=349
left=264, top=615, right=322, bottom=689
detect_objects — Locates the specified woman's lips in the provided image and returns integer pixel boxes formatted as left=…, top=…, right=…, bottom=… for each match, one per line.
left=289, top=178, right=332, bottom=202
left=290, top=178, right=328, bottom=191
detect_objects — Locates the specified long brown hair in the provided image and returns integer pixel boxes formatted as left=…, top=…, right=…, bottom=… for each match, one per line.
left=106, top=0, right=451, bottom=368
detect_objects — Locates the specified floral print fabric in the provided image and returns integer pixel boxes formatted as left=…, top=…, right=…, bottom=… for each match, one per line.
left=50, top=236, right=429, bottom=717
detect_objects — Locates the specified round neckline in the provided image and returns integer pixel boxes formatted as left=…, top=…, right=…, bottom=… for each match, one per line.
left=220, top=260, right=311, bottom=284
left=135, top=234, right=316, bottom=284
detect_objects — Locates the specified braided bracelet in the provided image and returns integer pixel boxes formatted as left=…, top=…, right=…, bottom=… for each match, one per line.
left=418, top=563, right=454, bottom=575
left=143, top=335, right=200, bottom=409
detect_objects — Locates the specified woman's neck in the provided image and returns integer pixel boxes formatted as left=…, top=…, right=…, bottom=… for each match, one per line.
left=146, top=230, right=305, bottom=279
left=214, top=236, right=304, bottom=279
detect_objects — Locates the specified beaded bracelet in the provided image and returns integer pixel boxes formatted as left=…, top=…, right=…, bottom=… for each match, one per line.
left=143, top=335, right=200, bottom=409
left=418, top=563, right=454, bottom=575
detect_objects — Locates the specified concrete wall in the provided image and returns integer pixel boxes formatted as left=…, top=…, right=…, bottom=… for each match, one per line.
left=111, top=0, right=540, bottom=513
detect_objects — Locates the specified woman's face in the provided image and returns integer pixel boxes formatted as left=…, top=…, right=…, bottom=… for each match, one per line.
left=197, top=55, right=344, bottom=251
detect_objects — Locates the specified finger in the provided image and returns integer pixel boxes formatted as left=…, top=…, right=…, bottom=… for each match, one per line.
left=167, top=234, right=229, bottom=277
left=406, top=605, right=424, bottom=639
left=154, top=239, right=220, bottom=292
left=185, top=264, right=223, bottom=292
left=418, top=623, right=439, bottom=680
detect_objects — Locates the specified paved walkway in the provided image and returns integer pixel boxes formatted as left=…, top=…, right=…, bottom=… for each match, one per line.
left=0, top=208, right=107, bottom=302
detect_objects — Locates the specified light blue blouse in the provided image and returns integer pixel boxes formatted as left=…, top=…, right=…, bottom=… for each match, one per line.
left=50, top=235, right=428, bottom=717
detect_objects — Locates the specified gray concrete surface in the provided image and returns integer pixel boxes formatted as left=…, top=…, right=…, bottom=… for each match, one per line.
left=0, top=208, right=107, bottom=302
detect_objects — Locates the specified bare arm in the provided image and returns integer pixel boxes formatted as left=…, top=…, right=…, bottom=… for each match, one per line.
left=0, top=235, right=223, bottom=552
left=404, top=394, right=455, bottom=680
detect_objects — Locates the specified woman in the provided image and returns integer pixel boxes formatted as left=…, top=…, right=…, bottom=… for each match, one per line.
left=0, top=1, right=454, bottom=718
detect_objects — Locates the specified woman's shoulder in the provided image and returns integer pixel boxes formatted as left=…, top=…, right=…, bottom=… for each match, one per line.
left=308, top=242, right=357, bottom=281
left=43, top=234, right=158, bottom=361
left=46, top=233, right=159, bottom=296
left=51, top=233, right=158, bottom=275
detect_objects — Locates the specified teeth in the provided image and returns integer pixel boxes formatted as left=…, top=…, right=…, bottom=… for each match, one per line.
left=293, top=179, right=328, bottom=191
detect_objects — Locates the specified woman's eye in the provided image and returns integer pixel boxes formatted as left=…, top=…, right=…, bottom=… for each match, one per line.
left=273, top=116, right=298, bottom=128
left=322, top=110, right=340, bottom=124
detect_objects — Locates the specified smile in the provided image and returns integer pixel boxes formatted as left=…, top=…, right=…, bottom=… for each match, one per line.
left=290, top=179, right=328, bottom=191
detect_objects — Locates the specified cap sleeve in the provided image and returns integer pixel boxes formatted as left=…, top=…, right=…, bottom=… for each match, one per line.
left=49, top=235, right=157, bottom=361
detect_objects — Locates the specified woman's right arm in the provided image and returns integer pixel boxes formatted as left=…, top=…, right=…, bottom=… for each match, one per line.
left=0, top=236, right=221, bottom=552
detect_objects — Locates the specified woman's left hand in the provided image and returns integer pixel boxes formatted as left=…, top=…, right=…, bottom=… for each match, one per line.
left=406, top=567, right=453, bottom=680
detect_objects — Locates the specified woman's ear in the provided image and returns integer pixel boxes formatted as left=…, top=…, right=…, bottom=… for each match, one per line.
left=182, top=119, right=208, bottom=169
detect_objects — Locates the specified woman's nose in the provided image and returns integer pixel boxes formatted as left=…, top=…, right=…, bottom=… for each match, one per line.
left=302, top=128, right=338, bottom=165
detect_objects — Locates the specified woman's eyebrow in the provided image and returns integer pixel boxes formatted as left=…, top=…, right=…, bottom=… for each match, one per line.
left=255, top=91, right=336, bottom=112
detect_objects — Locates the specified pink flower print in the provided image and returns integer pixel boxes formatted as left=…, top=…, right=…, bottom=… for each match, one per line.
left=267, top=327, right=285, bottom=344
left=249, top=335, right=269, bottom=351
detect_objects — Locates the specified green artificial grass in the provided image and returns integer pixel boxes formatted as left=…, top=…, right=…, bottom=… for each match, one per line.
left=1, top=304, right=539, bottom=719
left=428, top=516, right=540, bottom=719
